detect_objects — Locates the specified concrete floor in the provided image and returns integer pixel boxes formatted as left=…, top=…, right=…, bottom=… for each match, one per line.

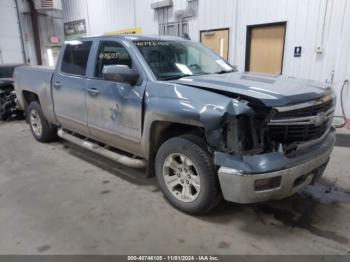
left=0, top=120, right=349, bottom=255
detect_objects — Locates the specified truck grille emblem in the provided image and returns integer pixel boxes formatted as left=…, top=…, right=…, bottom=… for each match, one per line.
left=312, top=112, right=327, bottom=126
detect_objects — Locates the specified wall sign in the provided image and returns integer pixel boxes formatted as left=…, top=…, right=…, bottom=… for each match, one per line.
left=294, top=46, right=302, bottom=57
left=50, top=35, right=59, bottom=44
left=64, top=19, right=87, bottom=40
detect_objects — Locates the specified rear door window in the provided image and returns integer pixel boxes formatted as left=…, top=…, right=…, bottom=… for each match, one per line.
left=61, top=41, right=92, bottom=76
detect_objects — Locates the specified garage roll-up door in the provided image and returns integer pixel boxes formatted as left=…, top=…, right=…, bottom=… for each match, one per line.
left=0, top=0, right=24, bottom=64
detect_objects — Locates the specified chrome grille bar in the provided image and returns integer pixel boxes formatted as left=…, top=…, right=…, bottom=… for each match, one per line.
left=267, top=97, right=335, bottom=144
left=268, top=107, right=335, bottom=126
left=273, top=94, right=333, bottom=112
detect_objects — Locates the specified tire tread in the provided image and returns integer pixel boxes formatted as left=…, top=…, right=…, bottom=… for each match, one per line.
left=28, top=101, right=57, bottom=143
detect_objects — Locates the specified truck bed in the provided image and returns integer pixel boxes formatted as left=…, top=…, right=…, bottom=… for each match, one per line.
left=14, top=65, right=57, bottom=125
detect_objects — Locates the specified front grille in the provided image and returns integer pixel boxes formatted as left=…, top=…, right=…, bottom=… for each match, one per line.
left=268, top=98, right=334, bottom=144
left=268, top=121, right=329, bottom=143
left=274, top=99, right=333, bottom=119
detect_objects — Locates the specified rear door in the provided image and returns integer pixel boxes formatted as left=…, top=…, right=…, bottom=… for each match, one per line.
left=52, top=40, right=92, bottom=136
left=85, top=40, right=146, bottom=155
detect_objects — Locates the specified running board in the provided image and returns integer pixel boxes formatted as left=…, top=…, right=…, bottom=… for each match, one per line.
left=57, top=129, right=146, bottom=169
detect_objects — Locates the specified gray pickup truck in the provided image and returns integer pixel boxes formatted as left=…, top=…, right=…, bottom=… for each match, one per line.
left=14, top=35, right=336, bottom=214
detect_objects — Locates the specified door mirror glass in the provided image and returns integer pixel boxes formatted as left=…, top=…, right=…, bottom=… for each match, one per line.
left=102, top=65, right=140, bottom=85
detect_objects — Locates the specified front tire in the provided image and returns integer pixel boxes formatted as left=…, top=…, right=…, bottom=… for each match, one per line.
left=155, top=136, right=221, bottom=214
left=28, top=101, right=57, bottom=142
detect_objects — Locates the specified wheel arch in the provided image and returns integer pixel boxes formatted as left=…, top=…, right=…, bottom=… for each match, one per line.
left=22, top=90, right=40, bottom=109
left=145, top=120, right=206, bottom=178
left=21, top=89, right=58, bottom=125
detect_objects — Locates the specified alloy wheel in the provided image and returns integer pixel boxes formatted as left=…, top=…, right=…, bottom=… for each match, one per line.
left=162, top=153, right=201, bottom=202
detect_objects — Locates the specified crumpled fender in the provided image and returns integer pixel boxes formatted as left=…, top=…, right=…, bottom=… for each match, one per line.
left=143, top=82, right=256, bottom=153
left=199, top=99, right=255, bottom=148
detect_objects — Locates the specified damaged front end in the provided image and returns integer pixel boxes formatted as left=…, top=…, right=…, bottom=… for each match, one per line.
left=0, top=83, right=18, bottom=121
left=205, top=93, right=335, bottom=164
left=204, top=98, right=272, bottom=156
left=205, top=96, right=336, bottom=203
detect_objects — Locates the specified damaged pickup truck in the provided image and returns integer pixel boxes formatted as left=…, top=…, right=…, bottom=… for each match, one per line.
left=14, top=35, right=336, bottom=214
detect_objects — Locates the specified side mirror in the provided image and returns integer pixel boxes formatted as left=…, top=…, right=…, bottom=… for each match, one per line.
left=102, top=65, right=140, bottom=85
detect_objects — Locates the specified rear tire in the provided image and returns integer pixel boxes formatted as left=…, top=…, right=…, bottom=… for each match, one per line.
left=28, top=101, right=57, bottom=142
left=155, top=136, right=221, bottom=215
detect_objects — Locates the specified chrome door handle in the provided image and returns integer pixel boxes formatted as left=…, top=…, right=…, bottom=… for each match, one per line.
left=53, top=81, right=62, bottom=89
left=87, top=88, right=100, bottom=96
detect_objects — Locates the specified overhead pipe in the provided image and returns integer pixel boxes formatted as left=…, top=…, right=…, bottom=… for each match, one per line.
left=14, top=0, right=27, bottom=64
left=27, top=0, right=42, bottom=65
left=320, top=0, right=329, bottom=48
left=174, top=0, right=197, bottom=19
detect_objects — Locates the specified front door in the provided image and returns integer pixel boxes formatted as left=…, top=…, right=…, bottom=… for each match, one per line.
left=52, top=40, right=92, bottom=136
left=85, top=40, right=145, bottom=155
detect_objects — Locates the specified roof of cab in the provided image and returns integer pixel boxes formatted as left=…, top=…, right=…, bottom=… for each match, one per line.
left=76, top=34, right=187, bottom=42
left=0, top=63, right=24, bottom=68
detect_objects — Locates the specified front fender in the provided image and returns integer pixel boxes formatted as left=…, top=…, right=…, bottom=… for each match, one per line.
left=141, top=82, right=255, bottom=156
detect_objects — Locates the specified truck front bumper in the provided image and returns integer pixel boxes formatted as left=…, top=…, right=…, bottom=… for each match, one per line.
left=215, top=128, right=336, bottom=204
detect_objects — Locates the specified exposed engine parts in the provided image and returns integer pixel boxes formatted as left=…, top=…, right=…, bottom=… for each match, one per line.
left=0, top=87, right=20, bottom=121
left=0, top=64, right=24, bottom=121
left=206, top=94, right=335, bottom=158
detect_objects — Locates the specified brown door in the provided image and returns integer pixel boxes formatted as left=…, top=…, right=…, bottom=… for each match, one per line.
left=246, top=23, right=286, bottom=74
left=200, top=28, right=229, bottom=60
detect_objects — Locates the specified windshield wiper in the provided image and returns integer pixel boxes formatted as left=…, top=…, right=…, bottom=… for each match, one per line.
left=161, top=74, right=193, bottom=81
left=214, top=70, right=235, bottom=74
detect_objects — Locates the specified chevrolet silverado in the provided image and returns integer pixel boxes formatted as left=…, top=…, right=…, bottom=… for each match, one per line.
left=14, top=35, right=336, bottom=214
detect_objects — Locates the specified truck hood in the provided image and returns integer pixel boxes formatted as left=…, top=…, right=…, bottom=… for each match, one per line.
left=171, top=72, right=329, bottom=107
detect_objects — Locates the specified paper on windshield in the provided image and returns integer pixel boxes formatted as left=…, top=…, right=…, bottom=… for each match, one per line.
left=175, top=63, right=193, bottom=75
left=216, top=60, right=232, bottom=71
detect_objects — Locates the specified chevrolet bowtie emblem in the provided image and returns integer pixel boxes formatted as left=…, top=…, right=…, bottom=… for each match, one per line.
left=312, top=112, right=327, bottom=126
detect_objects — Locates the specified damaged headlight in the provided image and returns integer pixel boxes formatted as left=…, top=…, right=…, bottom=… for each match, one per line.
left=222, top=114, right=266, bottom=155
left=203, top=98, right=272, bottom=155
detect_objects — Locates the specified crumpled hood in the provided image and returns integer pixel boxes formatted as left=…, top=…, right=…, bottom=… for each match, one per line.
left=171, top=72, right=330, bottom=107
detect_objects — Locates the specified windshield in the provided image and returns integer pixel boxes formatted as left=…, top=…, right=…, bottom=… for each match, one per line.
left=133, top=40, right=235, bottom=80
left=0, top=66, right=16, bottom=78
